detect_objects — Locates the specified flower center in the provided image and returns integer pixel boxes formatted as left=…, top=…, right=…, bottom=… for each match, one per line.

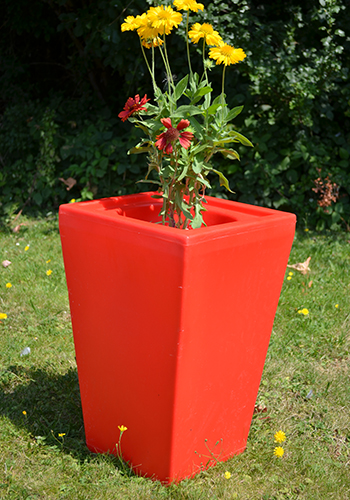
left=164, top=127, right=180, bottom=143
left=220, top=44, right=233, bottom=56
left=200, top=23, right=214, bottom=35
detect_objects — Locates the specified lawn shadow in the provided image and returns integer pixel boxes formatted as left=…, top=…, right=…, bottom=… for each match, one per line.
left=0, top=365, right=121, bottom=468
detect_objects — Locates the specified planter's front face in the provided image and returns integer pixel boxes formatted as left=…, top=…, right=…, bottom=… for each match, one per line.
left=59, top=192, right=296, bottom=483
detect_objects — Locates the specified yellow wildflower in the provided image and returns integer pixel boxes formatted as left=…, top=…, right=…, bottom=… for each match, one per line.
left=274, top=446, right=284, bottom=458
left=142, top=37, right=164, bottom=49
left=224, top=471, right=231, bottom=479
left=58, top=433, right=66, bottom=438
left=173, top=0, right=204, bottom=12
left=121, top=15, right=140, bottom=32
left=188, top=23, right=222, bottom=46
left=22, top=410, right=27, bottom=415
left=118, top=425, right=128, bottom=432
left=24, top=245, right=29, bottom=251
left=335, top=304, right=339, bottom=308
left=298, top=308, right=309, bottom=315
left=209, top=43, right=246, bottom=66
left=147, top=6, right=183, bottom=35
left=6, top=283, right=12, bottom=288
left=0, top=313, right=7, bottom=320
left=69, top=199, right=76, bottom=203
left=274, top=430, right=286, bottom=443
left=137, top=13, right=163, bottom=41
left=46, top=259, right=51, bottom=264
left=46, top=269, right=52, bottom=276
left=287, top=276, right=292, bottom=280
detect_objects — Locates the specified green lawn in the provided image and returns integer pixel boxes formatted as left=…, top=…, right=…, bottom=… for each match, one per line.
left=1, top=215, right=349, bottom=499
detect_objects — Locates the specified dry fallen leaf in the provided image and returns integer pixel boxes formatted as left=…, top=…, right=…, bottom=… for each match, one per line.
left=59, top=177, right=77, bottom=191
left=13, top=223, right=26, bottom=233
left=287, top=256, right=311, bottom=275
left=2, top=260, right=12, bottom=268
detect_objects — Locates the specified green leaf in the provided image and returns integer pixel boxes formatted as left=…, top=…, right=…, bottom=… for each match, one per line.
left=174, top=75, right=189, bottom=102
left=225, top=106, right=244, bottom=122
left=229, top=131, right=254, bottom=147
left=171, top=105, right=203, bottom=119
left=212, top=169, right=234, bottom=192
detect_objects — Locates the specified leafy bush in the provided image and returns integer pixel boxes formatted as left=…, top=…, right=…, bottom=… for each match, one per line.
left=1, top=0, right=349, bottom=229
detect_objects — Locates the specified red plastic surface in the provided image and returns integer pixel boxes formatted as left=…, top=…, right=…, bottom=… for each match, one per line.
left=59, top=192, right=296, bottom=483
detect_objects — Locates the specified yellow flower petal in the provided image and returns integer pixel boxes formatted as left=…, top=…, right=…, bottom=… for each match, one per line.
left=0, top=313, right=8, bottom=320
left=209, top=43, right=246, bottom=66
left=274, top=446, right=284, bottom=457
left=274, top=430, right=286, bottom=443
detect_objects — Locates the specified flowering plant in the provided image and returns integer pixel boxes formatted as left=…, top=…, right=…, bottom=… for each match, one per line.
left=119, top=0, right=252, bottom=229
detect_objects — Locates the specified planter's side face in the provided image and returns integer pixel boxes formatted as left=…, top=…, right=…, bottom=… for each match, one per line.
left=59, top=204, right=187, bottom=480
left=170, top=216, right=296, bottom=481
left=59, top=192, right=296, bottom=483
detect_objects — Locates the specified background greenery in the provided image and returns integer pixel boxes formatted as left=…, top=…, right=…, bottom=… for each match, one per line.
left=1, top=0, right=349, bottom=229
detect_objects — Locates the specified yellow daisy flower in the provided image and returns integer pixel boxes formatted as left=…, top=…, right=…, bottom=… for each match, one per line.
left=224, top=471, right=231, bottom=479
left=142, top=37, right=164, bottom=49
left=137, top=13, right=163, bottom=41
left=188, top=23, right=222, bottom=46
left=173, top=0, right=204, bottom=12
left=121, top=15, right=140, bottom=32
left=118, top=425, right=128, bottom=432
left=0, top=313, right=7, bottom=320
left=298, top=308, right=309, bottom=315
left=147, top=6, right=182, bottom=35
left=6, top=283, right=12, bottom=288
left=209, top=43, right=246, bottom=66
left=46, top=269, right=53, bottom=276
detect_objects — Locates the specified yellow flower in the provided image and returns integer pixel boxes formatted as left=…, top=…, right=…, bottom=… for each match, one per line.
left=24, top=245, right=29, bottom=251
left=46, top=269, right=52, bottom=276
left=118, top=425, right=128, bottom=432
left=288, top=272, right=294, bottom=276
left=274, top=430, right=286, bottom=443
left=0, top=313, right=7, bottom=320
left=22, top=410, right=27, bottom=415
left=142, top=37, right=164, bottom=49
left=287, top=276, right=292, bottom=280
left=173, top=0, right=204, bottom=12
left=46, top=259, right=51, bottom=264
left=335, top=304, right=339, bottom=308
left=298, top=308, right=309, bottom=315
left=6, top=283, right=12, bottom=288
left=137, top=13, right=163, bottom=41
left=58, top=433, right=66, bottom=438
left=274, top=446, right=284, bottom=457
left=121, top=15, right=140, bottom=32
left=209, top=43, right=246, bottom=66
left=69, top=199, right=76, bottom=203
left=224, top=471, right=231, bottom=479
left=188, top=23, right=222, bottom=47
left=304, top=228, right=309, bottom=232
left=147, top=6, right=183, bottom=35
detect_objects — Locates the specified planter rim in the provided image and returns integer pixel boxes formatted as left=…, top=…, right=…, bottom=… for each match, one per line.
left=59, top=191, right=296, bottom=245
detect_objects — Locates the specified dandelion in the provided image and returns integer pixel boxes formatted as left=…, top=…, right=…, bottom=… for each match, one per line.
left=274, top=446, right=284, bottom=458
left=224, top=471, right=231, bottom=479
left=173, top=0, right=204, bottom=13
left=335, top=304, right=339, bottom=308
left=118, top=425, right=128, bottom=432
left=288, top=272, right=294, bottom=276
left=298, top=308, right=309, bottom=315
left=209, top=43, right=246, bottom=66
left=287, top=276, right=292, bottom=280
left=24, top=245, right=29, bottom=251
left=46, top=269, right=52, bottom=276
left=188, top=23, right=222, bottom=46
left=274, top=430, right=286, bottom=443
left=118, top=94, right=150, bottom=122
left=6, top=283, right=12, bottom=288
left=46, top=259, right=51, bottom=264
left=69, top=199, right=76, bottom=203
left=155, top=118, right=194, bottom=154
left=0, top=313, right=7, bottom=320
left=58, top=433, right=66, bottom=438
left=304, top=228, right=309, bottom=232
left=22, top=410, right=27, bottom=416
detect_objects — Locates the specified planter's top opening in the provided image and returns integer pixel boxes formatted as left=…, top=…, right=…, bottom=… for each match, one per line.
left=60, top=192, right=296, bottom=242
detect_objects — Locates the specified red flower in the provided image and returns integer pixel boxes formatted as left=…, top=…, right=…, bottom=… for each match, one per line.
left=118, top=94, right=150, bottom=122
left=155, top=118, right=194, bottom=154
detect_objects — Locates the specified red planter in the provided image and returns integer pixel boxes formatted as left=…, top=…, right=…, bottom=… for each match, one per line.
left=59, top=192, right=296, bottom=483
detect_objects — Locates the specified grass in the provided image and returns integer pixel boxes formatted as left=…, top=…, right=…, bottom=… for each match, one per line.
left=1, top=214, right=349, bottom=499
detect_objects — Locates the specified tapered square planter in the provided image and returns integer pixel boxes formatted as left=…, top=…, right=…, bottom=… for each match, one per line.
left=59, top=191, right=296, bottom=483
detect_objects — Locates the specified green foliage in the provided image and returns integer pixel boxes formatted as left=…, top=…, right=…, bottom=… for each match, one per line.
left=0, top=0, right=349, bottom=228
